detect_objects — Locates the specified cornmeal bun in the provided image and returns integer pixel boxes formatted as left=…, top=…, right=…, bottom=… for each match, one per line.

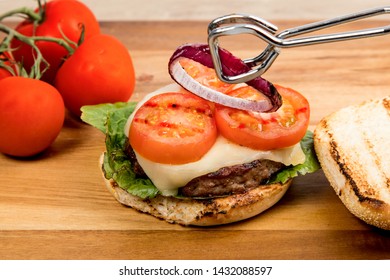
left=314, top=96, right=390, bottom=230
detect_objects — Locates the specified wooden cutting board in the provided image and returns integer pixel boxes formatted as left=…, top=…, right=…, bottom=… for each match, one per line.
left=1, top=20, right=389, bottom=260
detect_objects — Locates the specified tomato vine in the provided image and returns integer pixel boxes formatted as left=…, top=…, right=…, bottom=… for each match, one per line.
left=0, top=0, right=77, bottom=79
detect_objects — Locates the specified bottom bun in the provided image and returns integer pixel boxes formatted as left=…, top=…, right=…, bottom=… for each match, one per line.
left=100, top=154, right=292, bottom=226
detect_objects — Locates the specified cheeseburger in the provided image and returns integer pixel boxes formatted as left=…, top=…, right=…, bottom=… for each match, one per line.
left=82, top=44, right=320, bottom=226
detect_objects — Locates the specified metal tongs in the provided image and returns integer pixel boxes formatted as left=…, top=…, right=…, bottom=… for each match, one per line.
left=207, top=6, right=390, bottom=84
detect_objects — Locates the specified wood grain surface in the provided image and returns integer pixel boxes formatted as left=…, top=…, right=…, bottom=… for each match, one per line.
left=1, top=20, right=390, bottom=260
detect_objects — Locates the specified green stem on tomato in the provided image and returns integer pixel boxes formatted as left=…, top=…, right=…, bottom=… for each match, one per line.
left=0, top=0, right=46, bottom=23
left=0, top=7, right=42, bottom=22
left=0, top=59, right=16, bottom=76
left=0, top=23, right=75, bottom=80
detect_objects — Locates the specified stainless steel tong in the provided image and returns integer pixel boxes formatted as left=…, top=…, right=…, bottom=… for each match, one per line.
left=207, top=6, right=390, bottom=84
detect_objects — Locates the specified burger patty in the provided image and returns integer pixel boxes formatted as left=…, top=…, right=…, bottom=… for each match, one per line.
left=125, top=142, right=285, bottom=198
left=179, top=159, right=284, bottom=197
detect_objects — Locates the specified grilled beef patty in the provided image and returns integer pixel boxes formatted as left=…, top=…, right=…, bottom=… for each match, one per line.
left=179, top=159, right=284, bottom=197
left=125, top=142, right=285, bottom=198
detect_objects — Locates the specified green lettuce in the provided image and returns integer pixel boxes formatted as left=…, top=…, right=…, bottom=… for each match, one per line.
left=269, top=131, right=320, bottom=184
left=81, top=103, right=320, bottom=199
left=81, top=102, right=159, bottom=199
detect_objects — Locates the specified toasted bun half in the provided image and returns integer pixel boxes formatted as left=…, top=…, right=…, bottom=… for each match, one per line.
left=100, top=154, right=291, bottom=226
left=314, top=96, right=390, bottom=230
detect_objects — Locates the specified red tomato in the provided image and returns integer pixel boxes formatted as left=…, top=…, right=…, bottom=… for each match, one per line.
left=10, top=0, right=100, bottom=83
left=0, top=68, right=12, bottom=80
left=215, top=85, right=310, bottom=150
left=129, top=92, right=218, bottom=164
left=0, top=53, right=15, bottom=80
left=54, top=34, right=136, bottom=117
left=0, top=77, right=65, bottom=157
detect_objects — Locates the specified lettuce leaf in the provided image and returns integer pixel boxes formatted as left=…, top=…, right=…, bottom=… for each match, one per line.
left=81, top=103, right=320, bottom=199
left=81, top=103, right=159, bottom=199
left=81, top=102, right=134, bottom=134
left=269, top=131, right=320, bottom=184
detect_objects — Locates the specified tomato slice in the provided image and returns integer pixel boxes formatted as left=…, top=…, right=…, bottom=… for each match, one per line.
left=179, top=57, right=236, bottom=93
left=129, top=92, right=218, bottom=164
left=214, top=85, right=310, bottom=150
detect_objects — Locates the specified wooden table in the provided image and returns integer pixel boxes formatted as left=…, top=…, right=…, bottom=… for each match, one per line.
left=1, top=21, right=390, bottom=260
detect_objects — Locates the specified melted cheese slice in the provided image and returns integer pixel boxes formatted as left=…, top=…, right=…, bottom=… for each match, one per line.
left=125, top=84, right=306, bottom=195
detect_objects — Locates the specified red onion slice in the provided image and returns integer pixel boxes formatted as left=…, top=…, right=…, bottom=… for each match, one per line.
left=168, top=43, right=282, bottom=112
